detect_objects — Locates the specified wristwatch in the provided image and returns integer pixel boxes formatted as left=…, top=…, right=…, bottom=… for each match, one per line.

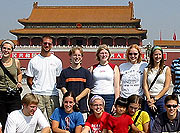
left=153, top=97, right=158, bottom=101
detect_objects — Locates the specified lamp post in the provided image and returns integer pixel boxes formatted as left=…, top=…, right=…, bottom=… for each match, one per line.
left=145, top=42, right=152, bottom=63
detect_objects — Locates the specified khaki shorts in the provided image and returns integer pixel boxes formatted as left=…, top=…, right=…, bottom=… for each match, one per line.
left=35, top=94, right=60, bottom=120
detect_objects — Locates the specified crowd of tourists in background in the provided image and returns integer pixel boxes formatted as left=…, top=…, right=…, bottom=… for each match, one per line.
left=0, top=35, right=180, bottom=133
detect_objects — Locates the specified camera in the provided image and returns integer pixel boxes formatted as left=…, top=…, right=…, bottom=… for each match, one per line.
left=7, top=87, right=18, bottom=96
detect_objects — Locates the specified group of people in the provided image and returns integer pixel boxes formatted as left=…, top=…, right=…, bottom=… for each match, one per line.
left=0, top=35, right=180, bottom=133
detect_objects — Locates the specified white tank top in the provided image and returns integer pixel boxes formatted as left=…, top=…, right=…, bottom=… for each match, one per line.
left=91, top=64, right=114, bottom=94
left=145, top=66, right=168, bottom=96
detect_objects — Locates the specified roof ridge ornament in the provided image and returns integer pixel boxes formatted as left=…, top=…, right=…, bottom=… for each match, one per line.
left=33, top=2, right=38, bottom=8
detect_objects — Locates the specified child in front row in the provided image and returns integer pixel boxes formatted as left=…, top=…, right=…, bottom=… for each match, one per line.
left=107, top=97, right=144, bottom=133
left=81, top=95, right=110, bottom=133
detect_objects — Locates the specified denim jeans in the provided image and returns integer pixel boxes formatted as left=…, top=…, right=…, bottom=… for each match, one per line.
left=89, top=93, right=115, bottom=114
left=144, top=95, right=167, bottom=132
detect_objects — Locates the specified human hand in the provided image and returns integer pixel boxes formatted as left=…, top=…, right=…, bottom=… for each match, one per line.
left=17, top=82, right=22, bottom=88
left=111, top=105, right=116, bottom=114
left=149, top=104, right=157, bottom=112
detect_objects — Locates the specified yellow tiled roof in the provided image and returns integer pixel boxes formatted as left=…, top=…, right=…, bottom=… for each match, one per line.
left=154, top=40, right=180, bottom=46
left=18, top=2, right=139, bottom=23
left=10, top=28, right=147, bottom=35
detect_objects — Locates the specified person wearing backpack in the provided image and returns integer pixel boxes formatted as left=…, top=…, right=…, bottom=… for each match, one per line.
left=127, top=94, right=150, bottom=133
left=89, top=44, right=120, bottom=114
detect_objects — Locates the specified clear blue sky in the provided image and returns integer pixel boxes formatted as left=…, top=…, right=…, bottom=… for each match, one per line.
left=0, top=0, right=179, bottom=45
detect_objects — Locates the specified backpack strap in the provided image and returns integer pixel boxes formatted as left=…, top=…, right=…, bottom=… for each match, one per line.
left=129, top=110, right=142, bottom=133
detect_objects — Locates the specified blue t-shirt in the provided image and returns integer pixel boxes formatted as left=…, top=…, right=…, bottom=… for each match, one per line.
left=50, top=108, right=84, bottom=133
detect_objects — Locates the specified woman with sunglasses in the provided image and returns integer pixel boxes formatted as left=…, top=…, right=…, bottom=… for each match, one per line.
left=127, top=94, right=150, bottom=133
left=0, top=40, right=22, bottom=131
left=51, top=91, right=84, bottom=133
left=119, top=44, right=147, bottom=99
left=143, top=46, right=171, bottom=131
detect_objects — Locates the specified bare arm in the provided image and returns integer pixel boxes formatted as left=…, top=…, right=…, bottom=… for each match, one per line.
left=27, top=76, right=33, bottom=90
left=15, top=59, right=22, bottom=88
left=61, top=87, right=68, bottom=95
left=108, top=130, right=113, bottom=133
left=155, top=67, right=171, bottom=100
left=76, top=88, right=90, bottom=103
left=114, top=65, right=120, bottom=100
left=143, top=69, right=151, bottom=101
left=41, top=127, right=51, bottom=133
left=102, top=129, right=107, bottom=133
left=89, top=66, right=93, bottom=73
left=52, top=120, right=70, bottom=133
left=81, top=126, right=90, bottom=133
left=75, top=125, right=83, bottom=133
left=142, top=122, right=150, bottom=133
left=131, top=124, right=142, bottom=133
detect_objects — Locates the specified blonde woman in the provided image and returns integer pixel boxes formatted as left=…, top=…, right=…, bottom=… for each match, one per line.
left=119, top=44, right=147, bottom=99
left=89, top=44, right=120, bottom=113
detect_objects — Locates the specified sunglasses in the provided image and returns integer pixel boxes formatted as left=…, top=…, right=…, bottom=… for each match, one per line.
left=43, top=42, right=53, bottom=46
left=129, top=53, right=138, bottom=56
left=166, top=104, right=178, bottom=108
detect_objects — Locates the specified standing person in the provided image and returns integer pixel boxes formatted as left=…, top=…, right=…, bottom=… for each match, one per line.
left=89, top=44, right=120, bottom=113
left=4, top=93, right=51, bottom=133
left=0, top=40, right=22, bottom=131
left=51, top=91, right=84, bottom=133
left=119, top=44, right=147, bottom=99
left=152, top=95, right=180, bottom=132
left=143, top=46, right=171, bottom=130
left=26, top=36, right=62, bottom=121
left=57, top=46, right=93, bottom=120
left=107, top=97, right=142, bottom=133
left=127, top=95, right=150, bottom=133
left=81, top=95, right=110, bottom=133
left=171, top=55, right=180, bottom=101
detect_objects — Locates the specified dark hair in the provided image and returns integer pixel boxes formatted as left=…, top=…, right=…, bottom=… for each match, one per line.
left=61, top=91, right=79, bottom=112
left=148, top=46, right=164, bottom=74
left=21, top=93, right=39, bottom=105
left=115, top=97, right=127, bottom=108
left=127, top=94, right=142, bottom=107
left=164, top=94, right=179, bottom=105
left=42, top=35, right=53, bottom=44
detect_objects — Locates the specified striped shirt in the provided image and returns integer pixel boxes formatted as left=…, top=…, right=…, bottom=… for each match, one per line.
left=171, top=58, right=180, bottom=93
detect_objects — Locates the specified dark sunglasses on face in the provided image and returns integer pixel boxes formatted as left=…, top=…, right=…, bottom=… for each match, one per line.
left=166, top=104, right=178, bottom=108
left=129, top=53, right=138, bottom=56
left=43, top=42, right=53, bottom=46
